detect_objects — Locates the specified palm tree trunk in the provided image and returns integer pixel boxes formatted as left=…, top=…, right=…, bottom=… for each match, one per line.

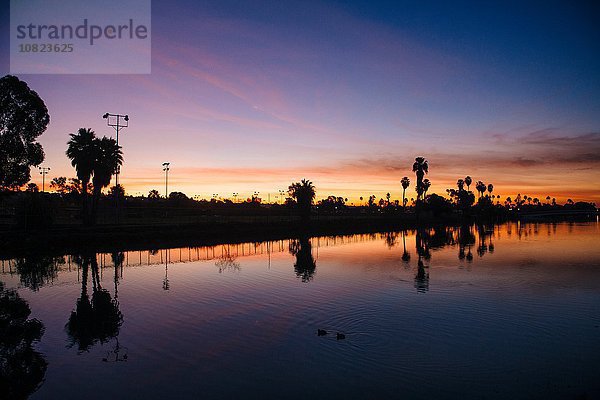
left=91, top=186, right=101, bottom=226
left=82, top=183, right=89, bottom=226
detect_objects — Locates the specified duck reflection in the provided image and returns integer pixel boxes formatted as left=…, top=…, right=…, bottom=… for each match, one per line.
left=0, top=281, right=47, bottom=398
left=66, top=253, right=123, bottom=352
left=289, top=237, right=316, bottom=282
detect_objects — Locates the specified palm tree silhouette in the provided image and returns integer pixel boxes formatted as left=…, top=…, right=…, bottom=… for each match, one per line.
left=288, top=179, right=316, bottom=221
left=487, top=183, right=494, bottom=198
left=465, top=176, right=472, bottom=192
left=412, top=157, right=428, bottom=202
left=66, top=128, right=96, bottom=225
left=148, top=189, right=160, bottom=200
left=457, top=179, right=465, bottom=192
left=400, top=176, right=410, bottom=210
left=475, top=181, right=486, bottom=198
left=90, top=137, right=123, bottom=223
left=423, top=178, right=431, bottom=197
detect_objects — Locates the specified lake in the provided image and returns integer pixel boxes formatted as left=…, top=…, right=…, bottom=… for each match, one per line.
left=1, top=221, right=599, bottom=399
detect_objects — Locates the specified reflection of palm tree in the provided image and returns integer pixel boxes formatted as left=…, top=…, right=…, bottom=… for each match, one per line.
left=412, top=157, right=428, bottom=201
left=400, top=176, right=410, bottom=210
left=215, top=249, right=241, bottom=274
left=414, top=228, right=430, bottom=292
left=414, top=258, right=429, bottom=293
left=14, top=255, right=62, bottom=291
left=289, top=237, right=317, bottom=282
left=476, top=224, right=488, bottom=257
left=0, top=281, right=47, bottom=399
left=458, top=224, right=476, bottom=262
left=385, top=232, right=398, bottom=248
left=401, top=231, right=410, bottom=264
left=67, top=253, right=123, bottom=352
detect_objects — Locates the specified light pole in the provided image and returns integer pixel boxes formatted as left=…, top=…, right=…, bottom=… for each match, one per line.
left=38, top=166, right=50, bottom=192
left=102, top=113, right=129, bottom=189
left=162, top=162, right=170, bottom=198
left=233, top=192, right=239, bottom=203
left=278, top=189, right=285, bottom=204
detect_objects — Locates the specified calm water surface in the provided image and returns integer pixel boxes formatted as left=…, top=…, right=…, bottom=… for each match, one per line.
left=2, top=221, right=600, bottom=399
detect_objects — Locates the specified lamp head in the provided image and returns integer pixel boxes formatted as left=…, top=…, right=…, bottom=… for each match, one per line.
left=103, top=113, right=109, bottom=119
left=124, top=115, right=129, bottom=122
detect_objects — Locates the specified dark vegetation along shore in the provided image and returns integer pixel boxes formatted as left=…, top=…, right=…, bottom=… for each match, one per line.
left=0, top=75, right=597, bottom=257
left=0, top=195, right=596, bottom=257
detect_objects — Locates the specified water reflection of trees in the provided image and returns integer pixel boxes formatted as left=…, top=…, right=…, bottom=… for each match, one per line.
left=215, top=249, right=241, bottom=274
left=13, top=254, right=63, bottom=291
left=289, top=237, right=316, bottom=282
left=403, top=224, right=499, bottom=292
left=66, top=253, right=123, bottom=353
left=0, top=281, right=47, bottom=398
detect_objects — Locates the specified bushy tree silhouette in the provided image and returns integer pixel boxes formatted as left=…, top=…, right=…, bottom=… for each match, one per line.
left=288, top=179, right=316, bottom=221
left=0, top=75, right=49, bottom=190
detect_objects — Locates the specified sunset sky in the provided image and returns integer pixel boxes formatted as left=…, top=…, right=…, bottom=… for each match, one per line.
left=2, top=1, right=599, bottom=203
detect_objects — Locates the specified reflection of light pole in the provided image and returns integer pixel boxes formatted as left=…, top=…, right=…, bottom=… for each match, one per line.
left=163, top=249, right=170, bottom=291
left=162, top=162, right=170, bottom=198
left=38, top=166, right=50, bottom=192
left=278, top=189, right=285, bottom=204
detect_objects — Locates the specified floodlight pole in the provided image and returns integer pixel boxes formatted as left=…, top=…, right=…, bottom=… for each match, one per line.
left=103, top=113, right=129, bottom=189
left=103, top=112, right=129, bottom=223
left=38, top=166, right=50, bottom=192
left=163, top=163, right=170, bottom=198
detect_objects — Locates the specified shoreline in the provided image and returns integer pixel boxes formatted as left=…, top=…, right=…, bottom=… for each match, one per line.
left=0, top=212, right=596, bottom=258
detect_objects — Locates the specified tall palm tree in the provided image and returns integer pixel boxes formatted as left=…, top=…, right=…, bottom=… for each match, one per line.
left=66, top=128, right=97, bottom=225
left=487, top=183, right=494, bottom=198
left=90, top=137, right=123, bottom=224
left=412, top=157, right=428, bottom=201
left=288, top=179, right=316, bottom=221
left=465, top=176, right=472, bottom=192
left=400, top=176, right=410, bottom=210
left=457, top=179, right=465, bottom=192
